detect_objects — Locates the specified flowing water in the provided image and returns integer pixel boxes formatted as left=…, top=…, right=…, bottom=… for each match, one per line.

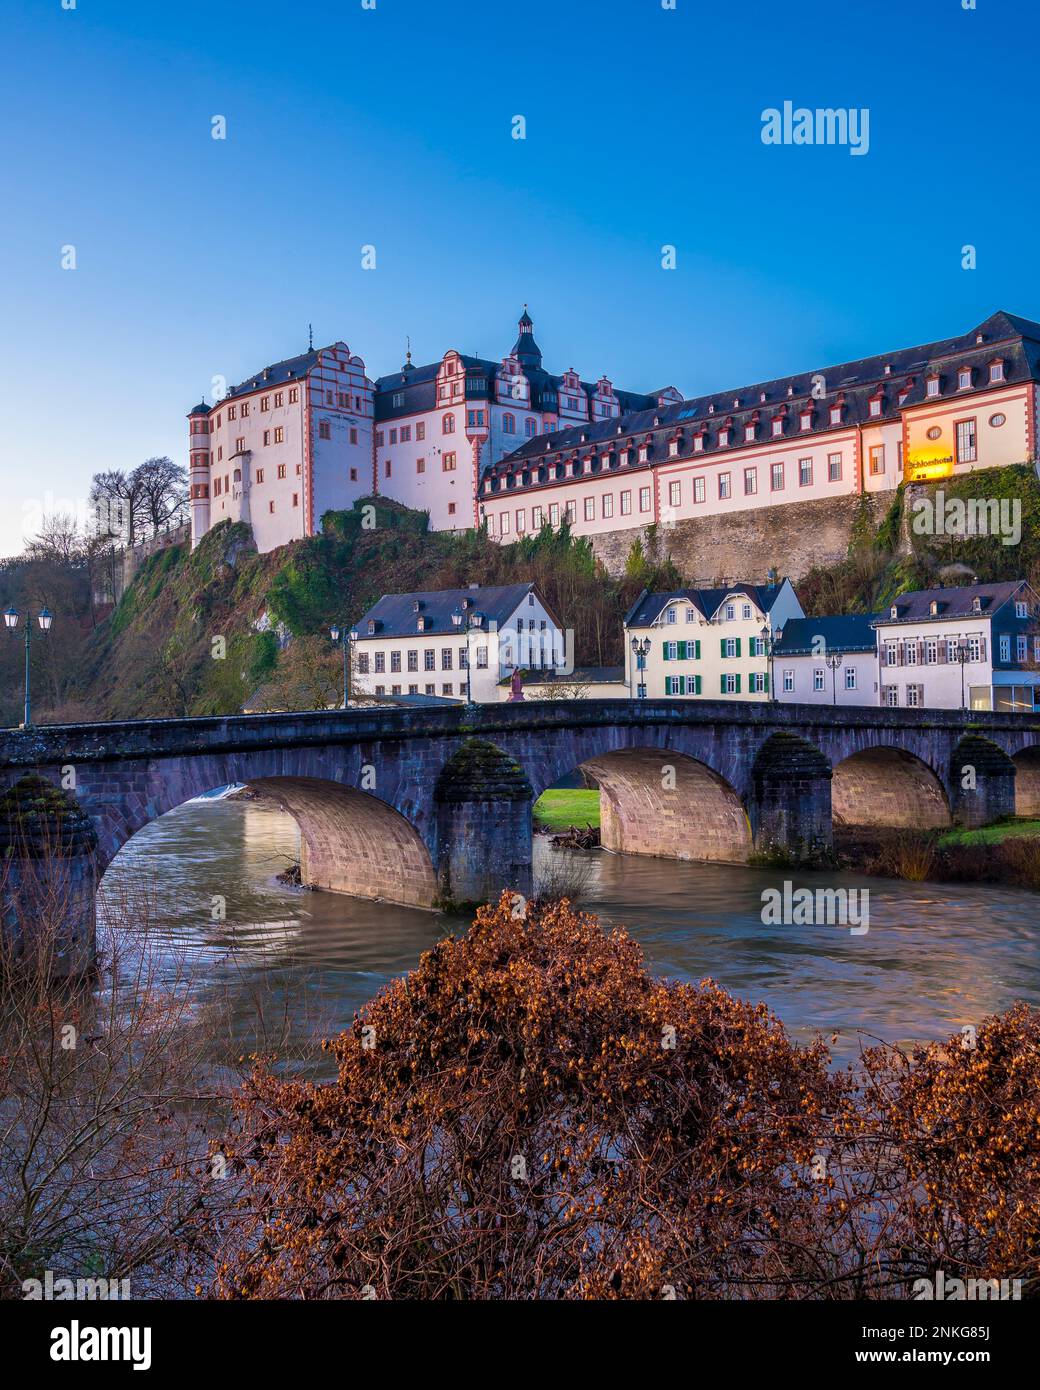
left=99, top=797, right=1040, bottom=1074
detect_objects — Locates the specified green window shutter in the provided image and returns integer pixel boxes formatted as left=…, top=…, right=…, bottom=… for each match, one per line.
left=735, top=674, right=741, bottom=693
left=695, top=640, right=701, bottom=659
left=662, top=641, right=669, bottom=660
left=735, top=637, right=742, bottom=657
left=763, top=672, right=770, bottom=693
left=720, top=639, right=727, bottom=658
left=720, top=675, right=727, bottom=694
left=694, top=675, right=701, bottom=695
left=678, top=640, right=687, bottom=660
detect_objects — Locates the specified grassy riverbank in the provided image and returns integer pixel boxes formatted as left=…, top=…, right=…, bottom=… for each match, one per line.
left=533, top=788, right=600, bottom=831
left=837, top=822, right=1040, bottom=890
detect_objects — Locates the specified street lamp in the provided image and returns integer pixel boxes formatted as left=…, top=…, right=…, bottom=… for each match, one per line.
left=329, top=622, right=358, bottom=709
left=759, top=624, right=775, bottom=700
left=5, top=605, right=53, bottom=728
left=953, top=642, right=970, bottom=710
left=826, top=651, right=842, bottom=706
left=630, top=636, right=650, bottom=699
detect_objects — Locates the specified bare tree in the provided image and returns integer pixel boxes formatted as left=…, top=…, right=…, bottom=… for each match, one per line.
left=135, top=457, right=188, bottom=535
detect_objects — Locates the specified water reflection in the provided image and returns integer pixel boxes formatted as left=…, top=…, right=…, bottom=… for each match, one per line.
left=100, top=799, right=1040, bottom=1075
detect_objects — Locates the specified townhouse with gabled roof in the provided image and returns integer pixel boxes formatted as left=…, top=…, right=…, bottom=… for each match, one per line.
left=623, top=579, right=803, bottom=700
left=772, top=614, right=881, bottom=706
left=873, top=580, right=1040, bottom=712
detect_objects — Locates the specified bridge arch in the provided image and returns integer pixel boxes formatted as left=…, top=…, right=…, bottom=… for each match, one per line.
left=539, top=745, right=752, bottom=864
left=831, top=746, right=951, bottom=829
left=1012, top=745, right=1040, bottom=817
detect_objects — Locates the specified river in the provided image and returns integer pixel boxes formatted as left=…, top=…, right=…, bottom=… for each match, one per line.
left=98, top=797, right=1040, bottom=1074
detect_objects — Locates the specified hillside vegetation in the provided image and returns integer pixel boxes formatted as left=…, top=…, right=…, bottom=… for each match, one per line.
left=58, top=501, right=681, bottom=721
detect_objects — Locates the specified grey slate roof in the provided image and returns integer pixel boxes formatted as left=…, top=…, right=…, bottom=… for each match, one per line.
left=872, top=581, right=1034, bottom=625
left=223, top=349, right=322, bottom=402
left=625, top=583, right=788, bottom=628
left=354, top=582, right=548, bottom=639
left=484, top=309, right=1040, bottom=497
left=772, top=614, right=880, bottom=656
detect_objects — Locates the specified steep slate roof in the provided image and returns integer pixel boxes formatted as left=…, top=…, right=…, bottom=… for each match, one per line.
left=772, top=614, right=880, bottom=656
left=354, top=582, right=549, bottom=639
left=873, top=581, right=1034, bottom=625
left=624, top=583, right=788, bottom=628
left=485, top=309, right=1040, bottom=495
left=220, top=349, right=323, bottom=402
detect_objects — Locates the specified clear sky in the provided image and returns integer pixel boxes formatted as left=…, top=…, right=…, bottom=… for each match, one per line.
left=2, top=0, right=1036, bottom=557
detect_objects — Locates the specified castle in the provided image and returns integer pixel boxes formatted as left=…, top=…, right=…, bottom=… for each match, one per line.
left=188, top=309, right=1040, bottom=560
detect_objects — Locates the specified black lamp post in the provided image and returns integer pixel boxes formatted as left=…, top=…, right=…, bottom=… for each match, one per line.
left=329, top=622, right=358, bottom=708
left=630, top=636, right=650, bottom=699
left=826, top=652, right=842, bottom=705
left=953, top=642, right=970, bottom=710
left=4, top=605, right=53, bottom=728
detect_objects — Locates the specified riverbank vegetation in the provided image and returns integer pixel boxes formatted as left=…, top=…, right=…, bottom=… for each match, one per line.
left=532, top=787, right=600, bottom=831
left=209, top=892, right=1040, bottom=1301
left=837, top=823, right=1040, bottom=891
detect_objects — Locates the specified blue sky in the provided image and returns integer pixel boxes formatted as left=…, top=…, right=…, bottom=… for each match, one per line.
left=1, top=0, right=1036, bottom=557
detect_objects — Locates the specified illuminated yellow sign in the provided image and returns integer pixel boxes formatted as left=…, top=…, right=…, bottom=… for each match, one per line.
left=904, top=450, right=954, bottom=483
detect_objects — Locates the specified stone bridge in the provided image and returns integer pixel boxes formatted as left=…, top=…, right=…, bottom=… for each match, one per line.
left=2, top=699, right=1039, bottom=972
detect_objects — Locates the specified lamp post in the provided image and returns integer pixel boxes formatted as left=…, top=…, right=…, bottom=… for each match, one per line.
left=630, top=636, right=650, bottom=699
left=826, top=652, right=842, bottom=706
left=4, top=605, right=53, bottom=728
left=953, top=642, right=970, bottom=710
left=759, top=624, right=775, bottom=700
left=329, top=622, right=358, bottom=709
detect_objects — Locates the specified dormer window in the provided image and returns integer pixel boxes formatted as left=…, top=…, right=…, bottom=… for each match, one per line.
left=772, top=417, right=783, bottom=438
left=930, top=601, right=939, bottom=616
left=786, top=384, right=794, bottom=398
left=368, top=619, right=377, bottom=634
left=926, top=373, right=941, bottom=398
left=989, top=359, right=1005, bottom=383
left=829, top=403, right=842, bottom=425
left=759, top=391, right=767, bottom=404
left=890, top=606, right=898, bottom=620
left=957, top=367, right=972, bottom=390
left=693, top=433, right=704, bottom=453
left=417, top=616, right=427, bottom=631
left=800, top=408, right=812, bottom=431
left=718, top=428, right=729, bottom=447
left=898, top=388, right=909, bottom=406
left=620, top=448, right=630, bottom=466
left=884, top=363, right=892, bottom=376
left=669, top=438, right=680, bottom=457
left=584, top=457, right=593, bottom=474
left=707, top=403, right=715, bottom=415
left=412, top=599, right=423, bottom=612
left=744, top=422, right=755, bottom=444
left=972, top=597, right=982, bottom=613
left=869, top=393, right=883, bottom=418
left=638, top=443, right=649, bottom=462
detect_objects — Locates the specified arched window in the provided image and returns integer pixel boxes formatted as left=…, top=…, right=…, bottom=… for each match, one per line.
left=503, top=412, right=516, bottom=434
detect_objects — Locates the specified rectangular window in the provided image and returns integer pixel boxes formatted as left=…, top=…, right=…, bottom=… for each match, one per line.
left=844, top=667, right=857, bottom=690
left=274, top=426, right=284, bottom=443
left=407, top=650, right=418, bottom=672
left=639, top=486, right=651, bottom=512
left=669, top=481, right=681, bottom=507
left=906, top=684, right=921, bottom=708
left=400, top=425, right=411, bottom=442
left=783, top=669, right=794, bottom=692
left=532, top=506, right=543, bottom=528
left=925, top=639, right=938, bottom=664
left=443, top=452, right=456, bottom=471
left=390, top=651, right=401, bottom=673
left=828, top=452, right=842, bottom=481
left=549, top=503, right=559, bottom=526
left=441, top=648, right=453, bottom=670
left=956, top=418, right=977, bottom=463
left=718, top=473, right=731, bottom=500
left=869, top=444, right=885, bottom=475
left=374, top=653, right=385, bottom=674
left=1000, top=634, right=1011, bottom=662
left=374, top=431, right=384, bottom=447
left=771, top=462, right=784, bottom=491
left=744, top=467, right=757, bottom=495
left=424, top=650, right=435, bottom=671
left=442, top=414, right=455, bottom=434
left=602, top=494, right=613, bottom=518
left=416, top=422, right=425, bottom=440
left=277, top=463, right=287, bottom=479
left=385, top=460, right=391, bottom=477
left=813, top=669, right=825, bottom=691
left=357, top=653, right=370, bottom=674
left=263, top=430, right=270, bottom=447
left=799, top=457, right=812, bottom=487
left=885, top=685, right=898, bottom=707
left=584, top=497, right=595, bottom=521
left=693, top=476, right=705, bottom=503
left=349, top=428, right=358, bottom=445
left=288, top=387, right=299, bottom=404
left=1016, top=635, right=1027, bottom=662
left=516, top=508, right=526, bottom=532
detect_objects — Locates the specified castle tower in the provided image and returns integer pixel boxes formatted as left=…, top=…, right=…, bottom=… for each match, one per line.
left=187, top=402, right=211, bottom=548
left=512, top=305, right=542, bottom=368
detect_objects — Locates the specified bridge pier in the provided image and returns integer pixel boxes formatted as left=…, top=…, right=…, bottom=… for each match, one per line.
left=949, top=736, right=1017, bottom=829
left=749, top=734, right=833, bottom=861
left=433, top=739, right=533, bottom=909
left=0, top=775, right=98, bottom=978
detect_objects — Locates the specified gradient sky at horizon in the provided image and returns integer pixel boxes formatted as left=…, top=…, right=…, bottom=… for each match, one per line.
left=2, top=0, right=1037, bottom=558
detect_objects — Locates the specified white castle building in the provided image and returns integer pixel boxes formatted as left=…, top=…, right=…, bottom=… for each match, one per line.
left=189, top=309, right=1040, bottom=556
left=187, top=310, right=678, bottom=551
